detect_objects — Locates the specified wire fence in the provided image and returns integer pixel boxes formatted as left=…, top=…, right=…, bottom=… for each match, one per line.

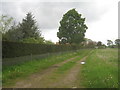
left=2, top=50, right=75, bottom=68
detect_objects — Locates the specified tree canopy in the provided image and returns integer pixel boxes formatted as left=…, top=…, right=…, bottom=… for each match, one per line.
left=0, top=15, right=13, bottom=34
left=97, top=41, right=102, bottom=46
left=19, top=12, right=40, bottom=39
left=115, top=39, right=120, bottom=46
left=2, top=13, right=45, bottom=44
left=107, top=40, right=113, bottom=47
left=3, top=24, right=23, bottom=41
left=57, top=9, right=88, bottom=44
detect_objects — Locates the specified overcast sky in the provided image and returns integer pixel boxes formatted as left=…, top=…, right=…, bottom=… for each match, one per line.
left=1, top=0, right=119, bottom=44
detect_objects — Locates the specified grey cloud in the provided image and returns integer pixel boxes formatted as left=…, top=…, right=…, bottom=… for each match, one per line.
left=1, top=1, right=109, bottom=30
left=1, top=2, right=25, bottom=23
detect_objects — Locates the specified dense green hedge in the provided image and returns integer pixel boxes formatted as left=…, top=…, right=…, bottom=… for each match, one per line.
left=2, top=41, right=81, bottom=58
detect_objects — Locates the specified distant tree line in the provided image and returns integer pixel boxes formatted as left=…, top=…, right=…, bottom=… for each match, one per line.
left=107, top=39, right=120, bottom=48
left=80, top=38, right=120, bottom=49
left=80, top=39, right=106, bottom=49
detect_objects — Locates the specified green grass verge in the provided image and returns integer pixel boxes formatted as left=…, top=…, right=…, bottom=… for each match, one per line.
left=56, top=49, right=92, bottom=74
left=80, top=49, right=118, bottom=88
left=3, top=49, right=92, bottom=86
left=56, top=61, right=76, bottom=74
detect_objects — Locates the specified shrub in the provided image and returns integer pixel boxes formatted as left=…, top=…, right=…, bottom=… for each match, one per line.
left=2, top=41, right=81, bottom=58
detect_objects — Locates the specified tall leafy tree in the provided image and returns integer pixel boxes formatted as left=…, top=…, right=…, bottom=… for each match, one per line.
left=0, top=15, right=13, bottom=34
left=19, top=12, right=40, bottom=39
left=115, top=39, right=120, bottom=46
left=3, top=24, right=23, bottom=41
left=57, top=9, right=88, bottom=44
left=107, top=40, right=113, bottom=47
left=0, top=15, right=21, bottom=41
left=97, top=41, right=102, bottom=46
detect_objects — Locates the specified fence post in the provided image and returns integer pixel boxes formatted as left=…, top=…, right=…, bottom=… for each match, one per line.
left=31, top=53, right=32, bottom=61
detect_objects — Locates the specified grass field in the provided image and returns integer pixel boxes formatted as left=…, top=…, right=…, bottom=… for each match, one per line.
left=2, top=48, right=118, bottom=88
left=2, top=49, right=91, bottom=86
left=80, top=48, right=118, bottom=88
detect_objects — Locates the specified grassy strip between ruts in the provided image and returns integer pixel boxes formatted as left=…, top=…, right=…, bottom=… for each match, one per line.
left=55, top=49, right=92, bottom=74
left=79, top=48, right=118, bottom=88
left=3, top=49, right=92, bottom=86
